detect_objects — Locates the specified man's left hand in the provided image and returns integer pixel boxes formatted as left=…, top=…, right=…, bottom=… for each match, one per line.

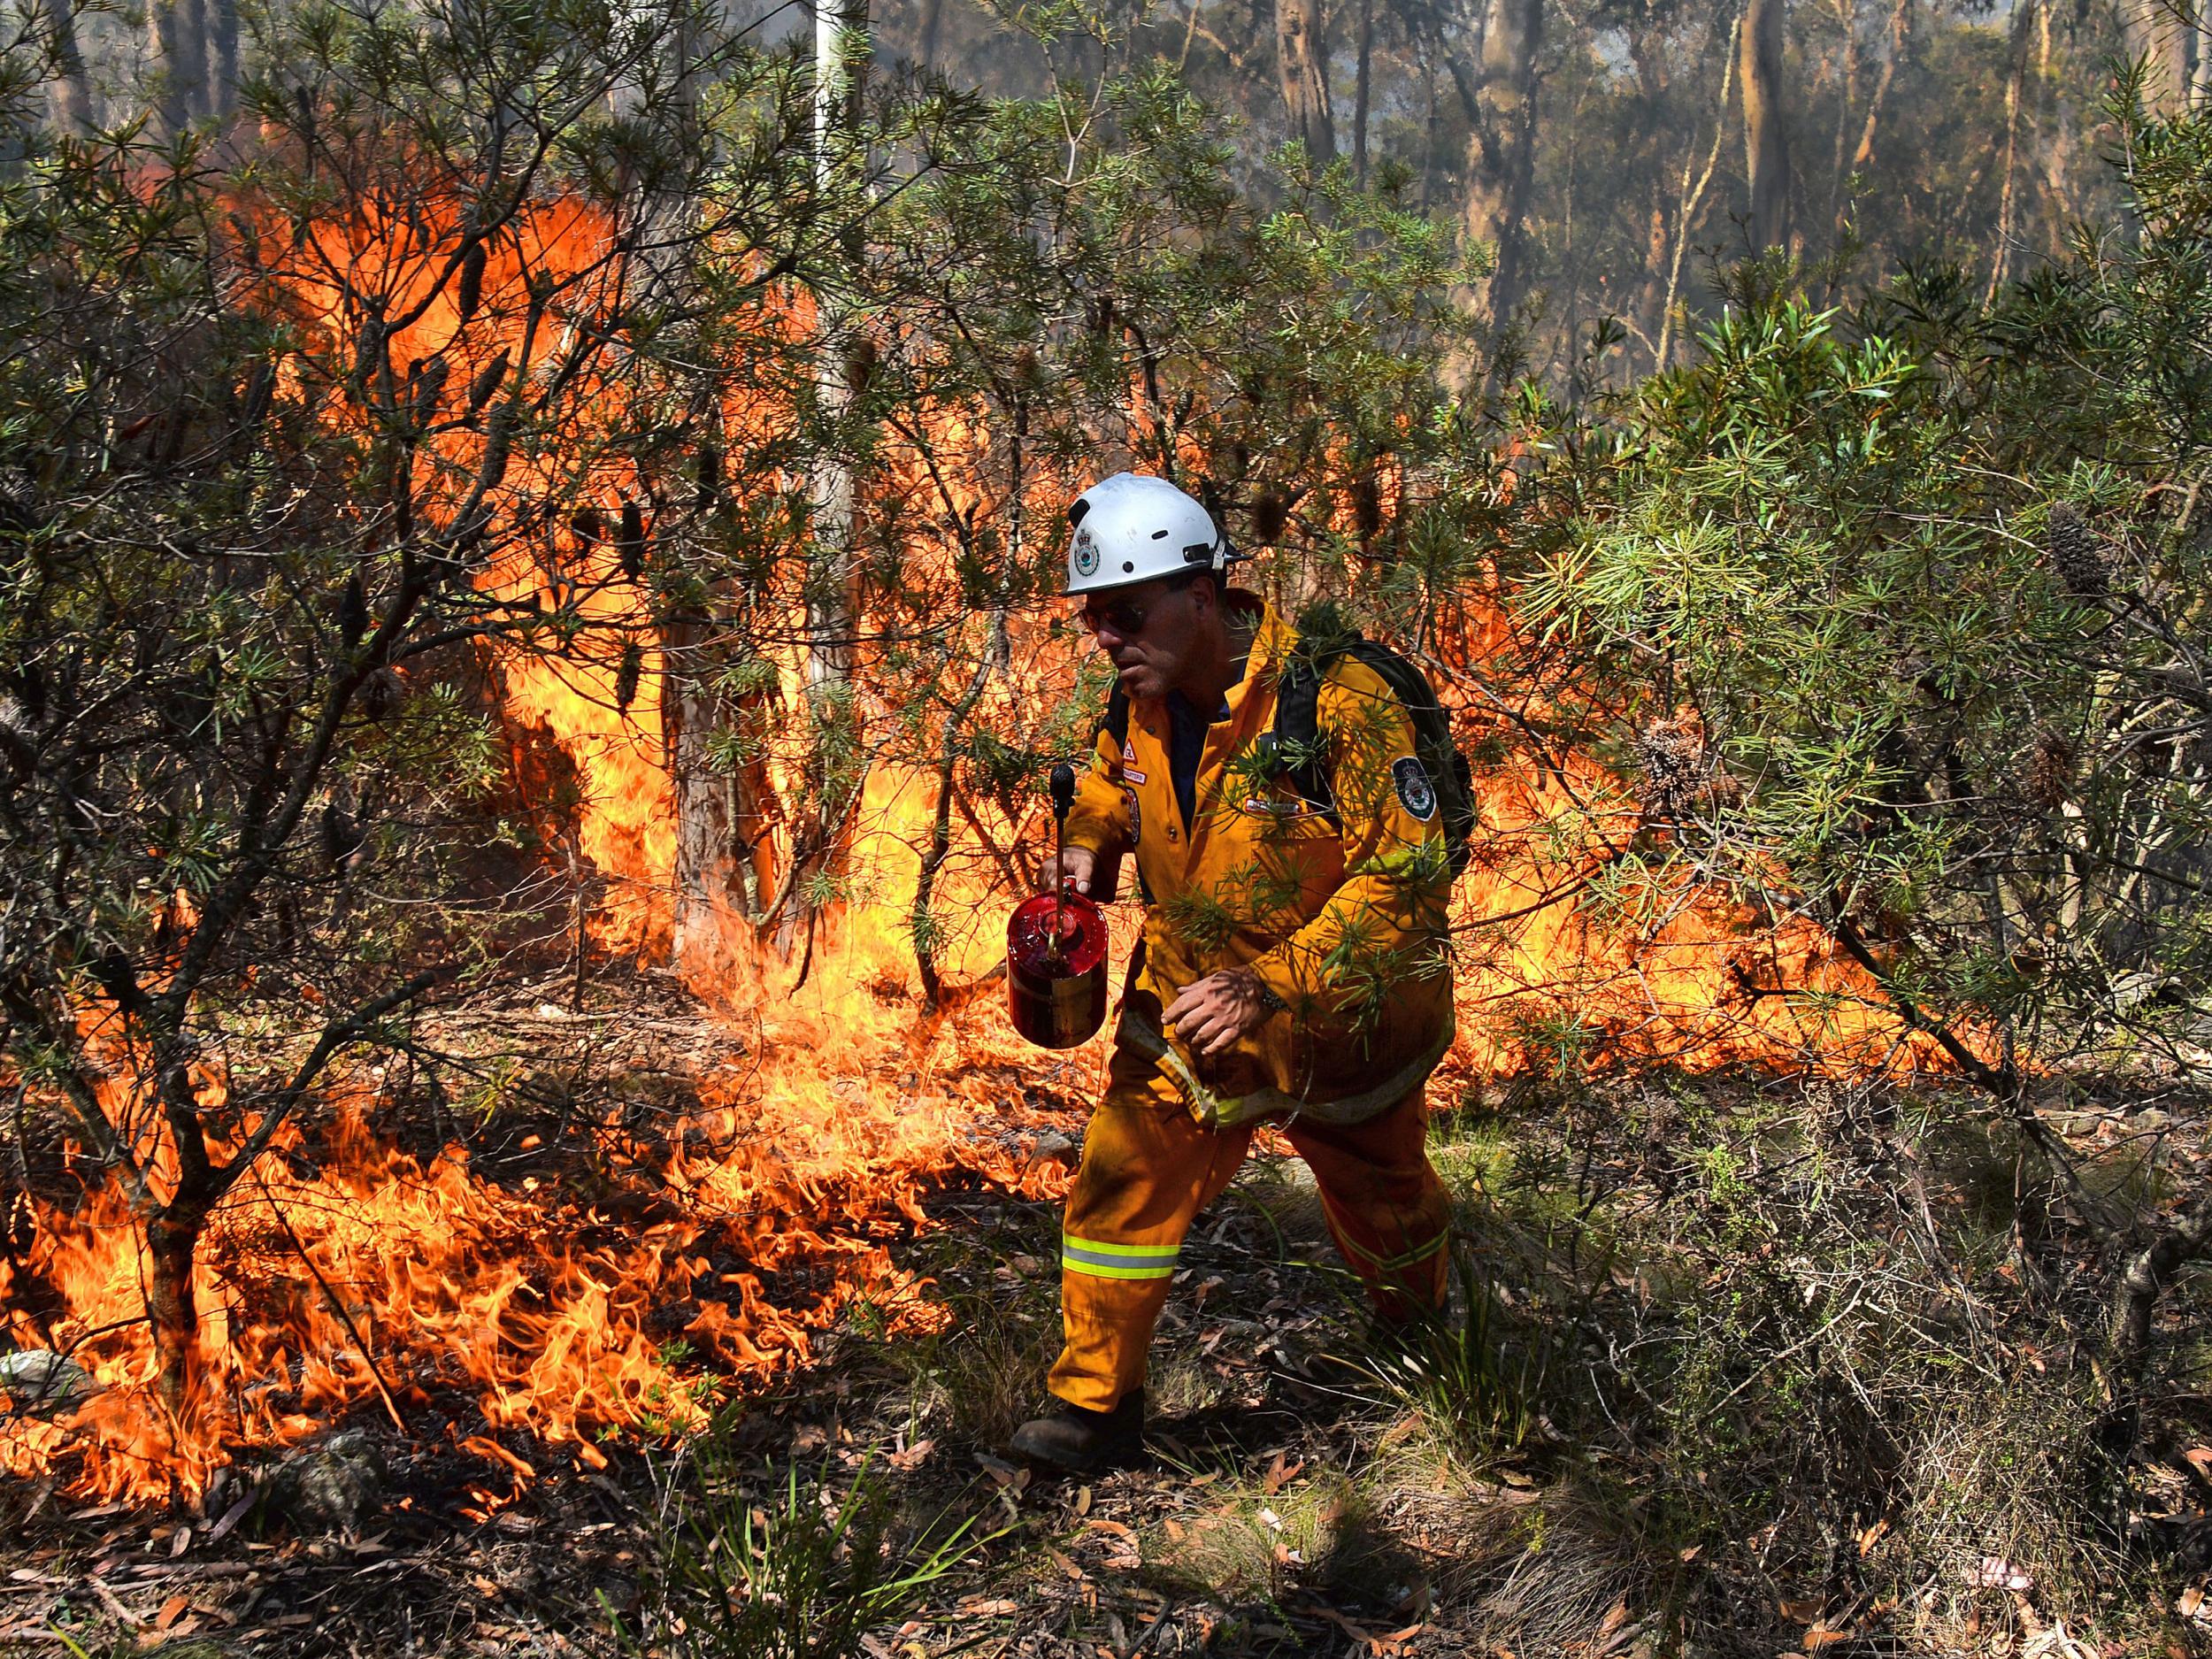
left=1164, top=968, right=1276, bottom=1056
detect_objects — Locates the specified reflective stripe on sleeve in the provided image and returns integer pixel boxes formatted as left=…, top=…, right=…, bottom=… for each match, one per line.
left=1061, top=1233, right=1180, bottom=1280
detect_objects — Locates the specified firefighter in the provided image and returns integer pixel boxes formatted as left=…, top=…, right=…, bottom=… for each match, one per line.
left=1010, top=472, right=1456, bottom=1475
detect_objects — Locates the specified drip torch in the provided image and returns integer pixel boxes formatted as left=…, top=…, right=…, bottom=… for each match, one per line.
left=1006, top=762, right=1110, bottom=1048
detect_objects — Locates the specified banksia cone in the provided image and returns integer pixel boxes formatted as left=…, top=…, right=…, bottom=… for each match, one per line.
left=1635, top=714, right=1709, bottom=822
left=408, top=357, right=448, bottom=429
left=457, top=242, right=486, bottom=320
left=616, top=641, right=643, bottom=713
left=361, top=665, right=403, bottom=722
left=618, top=501, right=647, bottom=579
left=2045, top=501, right=2108, bottom=599
left=337, top=572, right=369, bottom=649
left=1252, top=490, right=1288, bottom=545
left=695, top=445, right=722, bottom=511
left=320, top=802, right=364, bottom=871
left=842, top=335, right=877, bottom=394
left=2024, top=726, right=2076, bottom=810
left=571, top=505, right=603, bottom=548
left=1353, top=474, right=1382, bottom=541
left=465, top=350, right=510, bottom=418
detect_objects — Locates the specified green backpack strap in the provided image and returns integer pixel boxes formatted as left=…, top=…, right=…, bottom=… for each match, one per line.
left=1100, top=683, right=1131, bottom=754
left=1270, top=633, right=1478, bottom=879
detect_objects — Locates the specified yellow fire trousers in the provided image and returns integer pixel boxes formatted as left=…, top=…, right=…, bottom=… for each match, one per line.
left=1047, top=1046, right=1453, bottom=1413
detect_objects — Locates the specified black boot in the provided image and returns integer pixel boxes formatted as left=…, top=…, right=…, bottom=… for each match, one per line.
left=1010, top=1389, right=1146, bottom=1476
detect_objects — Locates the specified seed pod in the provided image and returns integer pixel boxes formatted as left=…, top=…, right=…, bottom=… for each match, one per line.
left=465, top=350, right=511, bottom=418
left=478, top=410, right=511, bottom=491
left=1011, top=345, right=1041, bottom=388
left=2024, top=726, right=2077, bottom=810
left=409, top=357, right=449, bottom=429
left=320, top=802, right=365, bottom=871
left=842, top=335, right=877, bottom=394
left=2045, top=501, right=2108, bottom=599
left=361, top=665, right=403, bottom=721
left=338, top=572, right=369, bottom=649
left=1252, top=490, right=1288, bottom=545
left=1635, top=714, right=1708, bottom=822
left=616, top=641, right=642, bottom=712
left=695, top=444, right=722, bottom=511
left=571, top=505, right=603, bottom=547
left=457, top=242, right=487, bottom=320
left=1088, top=293, right=1116, bottom=335
left=1353, top=474, right=1382, bottom=541
left=618, top=501, right=647, bottom=580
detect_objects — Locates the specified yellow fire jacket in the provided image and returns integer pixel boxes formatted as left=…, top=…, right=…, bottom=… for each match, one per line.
left=1064, top=596, right=1455, bottom=1127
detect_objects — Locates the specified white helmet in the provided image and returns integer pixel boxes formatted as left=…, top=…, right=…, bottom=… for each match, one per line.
left=1064, top=472, right=1229, bottom=595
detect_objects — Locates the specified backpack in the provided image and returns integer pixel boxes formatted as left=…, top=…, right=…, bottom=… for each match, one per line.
left=1100, top=630, right=1478, bottom=879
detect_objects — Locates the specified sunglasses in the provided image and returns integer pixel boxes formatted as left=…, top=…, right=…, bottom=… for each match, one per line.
left=1079, top=582, right=1189, bottom=638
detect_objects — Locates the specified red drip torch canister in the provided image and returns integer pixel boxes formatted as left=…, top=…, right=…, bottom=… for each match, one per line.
left=1007, top=887, right=1109, bottom=1048
left=1008, top=762, right=1110, bottom=1048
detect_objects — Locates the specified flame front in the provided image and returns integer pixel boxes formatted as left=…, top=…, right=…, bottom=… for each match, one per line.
left=1, top=199, right=1932, bottom=1505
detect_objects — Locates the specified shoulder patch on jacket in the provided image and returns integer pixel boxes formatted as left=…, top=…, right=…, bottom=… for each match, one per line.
left=1393, top=755, right=1438, bottom=822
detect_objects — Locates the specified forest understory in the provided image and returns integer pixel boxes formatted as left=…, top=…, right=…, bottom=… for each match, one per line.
left=4, top=950, right=2208, bottom=1659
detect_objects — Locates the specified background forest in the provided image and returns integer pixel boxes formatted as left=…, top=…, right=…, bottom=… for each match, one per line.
left=1, top=0, right=2210, bottom=1652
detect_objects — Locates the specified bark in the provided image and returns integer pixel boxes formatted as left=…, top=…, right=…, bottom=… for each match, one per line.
left=783, top=0, right=869, bottom=956
left=39, top=0, right=95, bottom=135
left=146, top=0, right=204, bottom=142
left=1740, top=0, right=1790, bottom=251
left=1847, top=0, right=1909, bottom=171
left=1985, top=0, right=2034, bottom=303
left=1655, top=4, right=1743, bottom=370
left=1274, top=0, right=1336, bottom=163
left=2191, top=0, right=2212, bottom=111
left=912, top=631, right=1001, bottom=1010
left=1455, top=0, right=1543, bottom=334
left=206, top=0, right=241, bottom=122
left=2121, top=0, right=2191, bottom=110
left=181, top=0, right=212, bottom=119
left=146, top=1204, right=207, bottom=1415
left=2096, top=1187, right=2212, bottom=1486
left=667, top=614, right=782, bottom=986
left=1353, top=0, right=1373, bottom=183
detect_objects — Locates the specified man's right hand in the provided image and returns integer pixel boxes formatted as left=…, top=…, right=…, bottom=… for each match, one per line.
left=1035, top=844, right=1098, bottom=895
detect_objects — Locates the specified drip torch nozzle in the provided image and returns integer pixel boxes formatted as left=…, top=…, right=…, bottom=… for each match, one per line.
left=1047, top=762, right=1077, bottom=960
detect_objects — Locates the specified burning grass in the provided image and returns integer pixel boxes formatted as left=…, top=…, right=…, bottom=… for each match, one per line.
left=0, top=968, right=1085, bottom=1509
left=3, top=1048, right=2208, bottom=1656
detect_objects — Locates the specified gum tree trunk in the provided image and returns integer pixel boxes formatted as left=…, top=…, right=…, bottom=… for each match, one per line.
left=1274, top=0, right=1336, bottom=163
left=40, top=0, right=95, bottom=134
left=1740, top=0, right=1790, bottom=251
left=1457, top=0, right=1543, bottom=335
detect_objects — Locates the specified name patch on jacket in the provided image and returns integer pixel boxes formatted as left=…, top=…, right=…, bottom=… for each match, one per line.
left=1393, top=756, right=1438, bottom=821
